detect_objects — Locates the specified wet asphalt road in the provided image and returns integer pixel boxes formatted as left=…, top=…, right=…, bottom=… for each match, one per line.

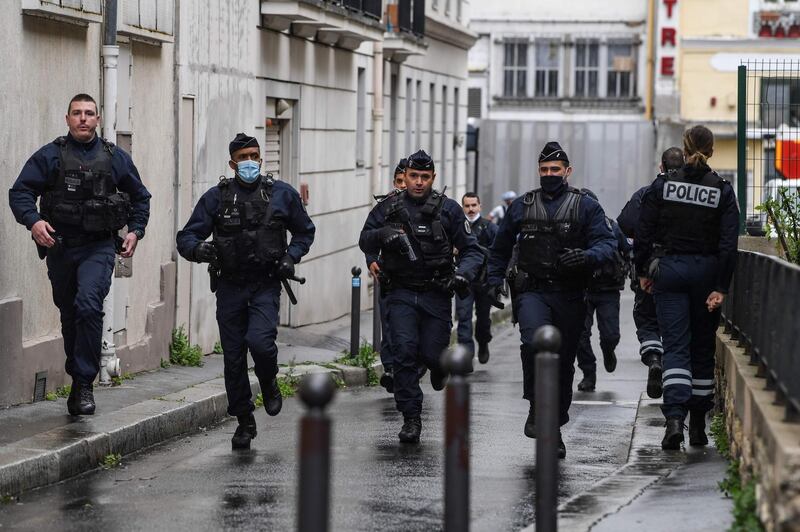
left=1, top=295, right=649, bottom=531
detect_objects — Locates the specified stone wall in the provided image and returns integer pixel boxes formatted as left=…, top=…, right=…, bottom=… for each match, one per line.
left=716, top=329, right=800, bottom=532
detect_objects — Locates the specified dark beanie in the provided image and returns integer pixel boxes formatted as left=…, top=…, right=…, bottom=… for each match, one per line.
left=229, top=132, right=259, bottom=156
left=395, top=158, right=408, bottom=175
left=407, top=150, right=435, bottom=171
left=538, top=141, right=569, bottom=164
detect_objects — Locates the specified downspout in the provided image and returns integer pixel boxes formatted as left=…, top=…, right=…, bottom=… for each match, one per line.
left=645, top=0, right=656, bottom=121
left=371, top=41, right=384, bottom=197
left=99, top=0, right=121, bottom=384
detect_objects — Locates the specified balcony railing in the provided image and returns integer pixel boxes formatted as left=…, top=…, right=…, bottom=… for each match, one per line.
left=395, top=0, right=425, bottom=37
left=342, top=0, right=382, bottom=20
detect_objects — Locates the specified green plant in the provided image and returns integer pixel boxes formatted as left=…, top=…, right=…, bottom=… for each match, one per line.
left=45, top=391, right=58, bottom=401
left=0, top=493, right=16, bottom=504
left=710, top=413, right=730, bottom=459
left=100, top=453, right=122, bottom=469
left=169, top=325, right=203, bottom=367
left=56, top=385, right=71, bottom=398
left=254, top=392, right=264, bottom=408
left=111, top=372, right=134, bottom=386
left=160, top=358, right=171, bottom=369
left=756, top=186, right=800, bottom=264
left=336, top=341, right=379, bottom=386
left=278, top=370, right=301, bottom=398
left=213, top=341, right=223, bottom=354
left=332, top=374, right=346, bottom=389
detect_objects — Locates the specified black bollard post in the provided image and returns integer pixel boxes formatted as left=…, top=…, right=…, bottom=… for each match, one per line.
left=372, top=276, right=381, bottom=352
left=441, top=345, right=473, bottom=532
left=350, top=266, right=362, bottom=357
left=533, top=325, right=561, bottom=532
left=297, top=372, right=336, bottom=532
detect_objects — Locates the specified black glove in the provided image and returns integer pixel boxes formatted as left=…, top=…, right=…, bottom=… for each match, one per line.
left=487, top=284, right=506, bottom=309
left=451, top=274, right=470, bottom=298
left=194, top=242, right=217, bottom=263
left=379, top=226, right=405, bottom=250
left=558, top=248, right=587, bottom=269
left=277, top=254, right=295, bottom=279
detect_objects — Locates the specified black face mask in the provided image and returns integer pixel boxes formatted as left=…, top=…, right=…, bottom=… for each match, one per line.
left=540, top=175, right=565, bottom=194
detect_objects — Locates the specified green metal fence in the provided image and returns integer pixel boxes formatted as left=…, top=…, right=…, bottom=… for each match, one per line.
left=738, top=60, right=800, bottom=236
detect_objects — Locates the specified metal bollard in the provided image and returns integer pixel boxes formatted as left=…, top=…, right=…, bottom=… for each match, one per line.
left=441, top=345, right=473, bottom=532
left=297, top=372, right=336, bottom=532
left=372, top=276, right=381, bottom=352
left=533, top=325, right=561, bottom=532
left=350, top=266, right=362, bottom=357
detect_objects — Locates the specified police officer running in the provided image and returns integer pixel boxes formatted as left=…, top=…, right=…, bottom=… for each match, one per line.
left=618, top=147, right=684, bottom=398
left=487, top=142, right=617, bottom=459
left=634, top=126, right=738, bottom=450
left=366, top=158, right=407, bottom=393
left=575, top=188, right=631, bottom=392
left=8, top=93, right=151, bottom=416
left=455, top=192, right=498, bottom=363
left=176, top=133, right=315, bottom=450
left=359, top=150, right=483, bottom=443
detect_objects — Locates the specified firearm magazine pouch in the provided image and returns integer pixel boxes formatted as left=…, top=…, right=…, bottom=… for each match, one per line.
left=82, top=192, right=130, bottom=232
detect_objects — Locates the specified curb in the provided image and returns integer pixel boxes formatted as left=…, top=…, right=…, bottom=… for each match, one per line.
left=0, top=362, right=381, bottom=496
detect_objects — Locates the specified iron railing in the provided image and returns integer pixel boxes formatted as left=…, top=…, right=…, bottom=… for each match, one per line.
left=332, top=0, right=382, bottom=20
left=721, top=250, right=800, bottom=421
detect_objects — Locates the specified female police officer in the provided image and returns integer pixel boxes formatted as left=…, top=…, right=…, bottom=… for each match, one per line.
left=634, top=125, right=739, bottom=450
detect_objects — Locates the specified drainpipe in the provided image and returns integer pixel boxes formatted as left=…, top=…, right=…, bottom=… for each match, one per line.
left=371, top=41, right=384, bottom=197
left=99, top=0, right=121, bottom=384
left=645, top=0, right=656, bottom=121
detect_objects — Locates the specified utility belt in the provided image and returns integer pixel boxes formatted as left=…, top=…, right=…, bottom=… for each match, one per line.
left=36, top=231, right=115, bottom=260
left=378, top=271, right=453, bottom=297
left=509, top=269, right=585, bottom=293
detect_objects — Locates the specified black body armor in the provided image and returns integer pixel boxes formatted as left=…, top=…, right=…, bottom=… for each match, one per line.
left=517, top=188, right=587, bottom=290
left=40, top=136, right=130, bottom=234
left=589, top=217, right=627, bottom=292
left=380, top=190, right=454, bottom=287
left=212, top=177, right=287, bottom=278
left=656, top=168, right=724, bottom=255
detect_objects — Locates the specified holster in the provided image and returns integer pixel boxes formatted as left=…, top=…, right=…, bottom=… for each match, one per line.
left=209, top=264, right=220, bottom=293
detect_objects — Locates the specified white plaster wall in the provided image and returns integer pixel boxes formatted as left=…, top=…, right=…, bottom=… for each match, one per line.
left=470, top=0, right=646, bottom=21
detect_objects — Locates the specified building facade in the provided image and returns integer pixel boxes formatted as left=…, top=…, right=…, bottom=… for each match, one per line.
left=0, top=0, right=474, bottom=406
left=467, top=0, right=655, bottom=219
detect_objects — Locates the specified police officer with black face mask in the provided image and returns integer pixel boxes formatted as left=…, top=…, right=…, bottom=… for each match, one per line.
left=8, top=93, right=151, bottom=416
left=487, top=141, right=617, bottom=459
left=635, top=126, right=739, bottom=451
left=575, top=188, right=631, bottom=392
left=359, top=150, right=483, bottom=444
left=618, top=147, right=684, bottom=399
left=176, top=133, right=315, bottom=450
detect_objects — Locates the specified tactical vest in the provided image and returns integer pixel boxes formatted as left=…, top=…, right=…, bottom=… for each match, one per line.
left=212, top=177, right=287, bottom=277
left=40, top=136, right=131, bottom=234
left=518, top=188, right=586, bottom=289
left=381, top=190, right=454, bottom=283
left=656, top=168, right=724, bottom=255
left=590, top=217, right=627, bottom=291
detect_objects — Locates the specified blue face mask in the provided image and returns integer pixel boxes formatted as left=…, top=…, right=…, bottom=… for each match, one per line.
left=236, top=160, right=261, bottom=183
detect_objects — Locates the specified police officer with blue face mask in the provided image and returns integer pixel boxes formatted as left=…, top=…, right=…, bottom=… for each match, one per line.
left=359, top=150, right=483, bottom=444
left=487, top=141, right=617, bottom=459
left=635, top=126, right=739, bottom=450
left=8, top=93, right=151, bottom=416
left=176, top=133, right=315, bottom=450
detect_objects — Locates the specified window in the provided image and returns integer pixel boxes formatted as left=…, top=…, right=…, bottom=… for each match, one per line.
left=356, top=68, right=366, bottom=166
left=405, top=78, right=413, bottom=157
left=441, top=85, right=448, bottom=173
left=503, top=42, right=528, bottom=97
left=574, top=40, right=600, bottom=98
left=761, top=78, right=800, bottom=128
left=429, top=83, right=436, bottom=152
left=607, top=43, right=636, bottom=98
left=535, top=40, right=560, bottom=97
left=415, top=80, right=422, bottom=149
left=468, top=87, right=482, bottom=118
left=390, top=74, right=399, bottom=169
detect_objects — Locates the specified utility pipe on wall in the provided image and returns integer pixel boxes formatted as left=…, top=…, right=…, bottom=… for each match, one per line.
left=371, top=41, right=384, bottom=198
left=99, top=0, right=121, bottom=384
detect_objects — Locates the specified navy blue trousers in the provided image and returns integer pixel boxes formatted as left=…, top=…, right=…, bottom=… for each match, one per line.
left=378, top=293, right=394, bottom=371
left=632, top=281, right=663, bottom=363
left=653, top=255, right=719, bottom=420
left=215, top=279, right=281, bottom=417
left=46, top=239, right=115, bottom=385
left=386, top=288, right=452, bottom=417
left=455, top=285, right=492, bottom=353
left=516, top=290, right=586, bottom=426
left=576, top=290, right=621, bottom=374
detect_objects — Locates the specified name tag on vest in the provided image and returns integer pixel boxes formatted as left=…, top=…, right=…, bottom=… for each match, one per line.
left=663, top=182, right=720, bottom=208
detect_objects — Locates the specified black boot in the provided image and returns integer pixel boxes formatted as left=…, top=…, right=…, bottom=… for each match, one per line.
left=662, top=417, right=685, bottom=450
left=577, top=372, right=596, bottom=392
left=558, top=432, right=567, bottom=460
left=601, top=345, right=617, bottom=373
left=380, top=369, right=394, bottom=394
left=644, top=352, right=663, bottom=399
left=689, top=411, right=709, bottom=446
left=477, top=342, right=491, bottom=364
left=430, top=368, right=447, bottom=391
left=231, top=414, right=257, bottom=450
left=398, top=416, right=422, bottom=443
left=67, top=383, right=95, bottom=416
left=524, top=403, right=536, bottom=439
left=264, top=378, right=283, bottom=416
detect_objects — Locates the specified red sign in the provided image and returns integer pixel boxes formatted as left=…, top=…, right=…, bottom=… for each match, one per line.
left=660, top=0, right=677, bottom=77
left=776, top=140, right=800, bottom=180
